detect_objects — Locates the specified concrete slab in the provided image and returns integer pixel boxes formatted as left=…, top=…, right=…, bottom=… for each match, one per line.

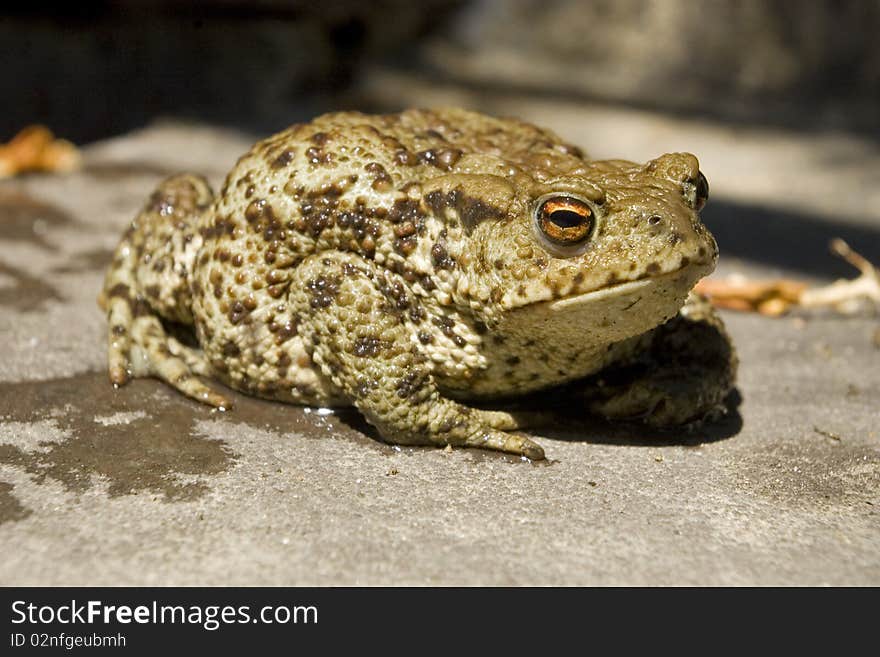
left=1, top=110, right=877, bottom=585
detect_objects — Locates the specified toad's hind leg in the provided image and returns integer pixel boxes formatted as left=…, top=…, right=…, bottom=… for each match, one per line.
left=99, top=174, right=232, bottom=409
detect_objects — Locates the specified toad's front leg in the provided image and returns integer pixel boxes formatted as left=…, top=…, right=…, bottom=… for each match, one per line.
left=289, top=251, right=545, bottom=460
left=571, top=292, right=738, bottom=426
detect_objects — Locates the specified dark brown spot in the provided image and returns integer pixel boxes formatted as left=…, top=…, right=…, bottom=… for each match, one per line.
left=274, top=320, right=298, bottom=345
left=352, top=336, right=386, bottom=358
left=364, top=162, right=393, bottom=191
left=434, top=148, right=462, bottom=171
left=228, top=300, right=251, bottom=325
left=299, top=191, right=338, bottom=238
left=557, top=143, right=585, bottom=158
left=416, top=149, right=436, bottom=165
left=388, top=197, right=424, bottom=226
left=409, top=304, right=426, bottom=323
left=432, top=314, right=467, bottom=347
left=431, top=241, right=455, bottom=270
left=131, top=298, right=152, bottom=317
left=395, top=369, right=428, bottom=399
left=377, top=276, right=410, bottom=311
left=394, top=149, right=417, bottom=166
left=107, top=283, right=130, bottom=299
left=425, top=189, right=504, bottom=233
left=394, top=235, right=418, bottom=256
left=355, top=378, right=378, bottom=398
left=394, top=222, right=417, bottom=238
left=271, top=149, right=294, bottom=169
left=306, top=275, right=340, bottom=309
left=305, top=146, right=331, bottom=166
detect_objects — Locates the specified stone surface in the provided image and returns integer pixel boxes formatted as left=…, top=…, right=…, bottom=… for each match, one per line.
left=0, top=108, right=878, bottom=585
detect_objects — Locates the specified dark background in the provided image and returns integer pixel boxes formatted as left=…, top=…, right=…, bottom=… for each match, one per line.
left=3, top=0, right=878, bottom=142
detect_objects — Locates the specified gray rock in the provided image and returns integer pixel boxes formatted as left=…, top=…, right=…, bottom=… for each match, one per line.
left=0, top=118, right=877, bottom=585
left=416, top=0, right=880, bottom=132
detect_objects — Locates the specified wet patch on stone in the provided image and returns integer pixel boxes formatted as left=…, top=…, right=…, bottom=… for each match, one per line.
left=0, top=370, right=388, bottom=502
left=0, top=373, right=237, bottom=501
left=0, top=261, right=63, bottom=312
left=0, top=481, right=32, bottom=525
left=0, top=189, right=75, bottom=251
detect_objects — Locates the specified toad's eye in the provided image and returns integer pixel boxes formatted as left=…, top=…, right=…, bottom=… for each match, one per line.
left=694, top=172, right=709, bottom=211
left=534, top=196, right=595, bottom=248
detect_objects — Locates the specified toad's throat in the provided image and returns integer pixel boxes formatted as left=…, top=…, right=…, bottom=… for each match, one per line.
left=451, top=265, right=710, bottom=399
left=496, top=265, right=707, bottom=355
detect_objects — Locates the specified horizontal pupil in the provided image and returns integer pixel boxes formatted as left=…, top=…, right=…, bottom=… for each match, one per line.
left=547, top=209, right=587, bottom=229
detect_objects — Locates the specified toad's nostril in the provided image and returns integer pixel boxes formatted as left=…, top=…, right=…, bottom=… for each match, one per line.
left=648, top=215, right=662, bottom=225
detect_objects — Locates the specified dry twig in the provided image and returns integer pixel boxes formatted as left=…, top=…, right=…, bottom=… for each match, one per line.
left=696, top=239, right=879, bottom=316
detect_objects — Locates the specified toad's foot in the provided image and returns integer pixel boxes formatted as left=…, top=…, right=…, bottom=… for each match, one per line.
left=105, top=296, right=232, bottom=409
left=290, top=251, right=545, bottom=460
left=99, top=174, right=233, bottom=409
left=575, top=292, right=737, bottom=426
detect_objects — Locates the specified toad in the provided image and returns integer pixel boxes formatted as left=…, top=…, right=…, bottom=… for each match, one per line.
left=100, top=109, right=736, bottom=460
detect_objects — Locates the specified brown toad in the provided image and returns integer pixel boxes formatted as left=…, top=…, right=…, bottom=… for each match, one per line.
left=99, top=108, right=736, bottom=460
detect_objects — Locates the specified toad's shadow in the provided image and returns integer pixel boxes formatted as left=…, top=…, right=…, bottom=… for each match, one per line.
left=336, top=388, right=743, bottom=451
left=532, top=388, right=743, bottom=447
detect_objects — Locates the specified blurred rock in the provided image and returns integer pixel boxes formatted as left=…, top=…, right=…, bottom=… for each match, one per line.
left=414, top=0, right=880, bottom=133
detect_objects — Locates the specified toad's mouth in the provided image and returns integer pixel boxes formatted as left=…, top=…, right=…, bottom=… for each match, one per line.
left=545, top=263, right=707, bottom=312
left=498, top=262, right=711, bottom=350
